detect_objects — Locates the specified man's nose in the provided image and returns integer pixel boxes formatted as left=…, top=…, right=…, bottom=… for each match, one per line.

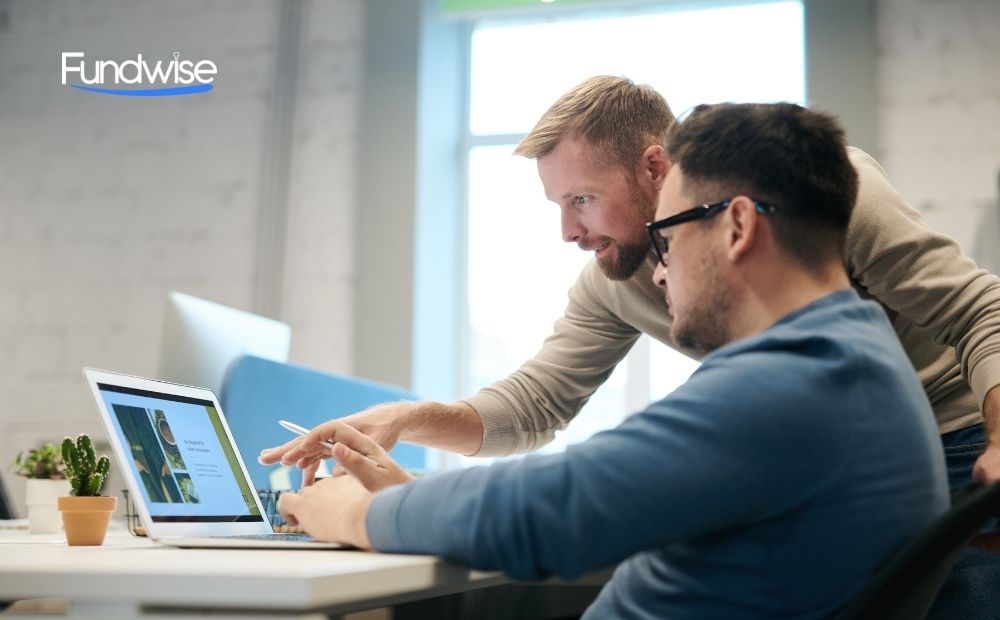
left=561, top=207, right=585, bottom=243
left=652, top=261, right=668, bottom=289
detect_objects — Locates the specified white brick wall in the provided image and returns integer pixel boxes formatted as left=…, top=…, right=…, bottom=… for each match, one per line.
left=876, top=0, right=1000, bottom=272
left=284, top=0, right=361, bottom=370
left=0, top=0, right=360, bottom=513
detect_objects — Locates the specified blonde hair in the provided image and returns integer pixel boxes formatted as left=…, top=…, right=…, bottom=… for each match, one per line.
left=514, top=75, right=675, bottom=171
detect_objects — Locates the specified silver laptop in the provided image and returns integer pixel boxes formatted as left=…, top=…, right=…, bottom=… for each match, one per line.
left=83, top=367, right=344, bottom=549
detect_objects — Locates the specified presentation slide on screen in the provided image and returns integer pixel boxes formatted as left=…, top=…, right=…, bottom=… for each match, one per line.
left=99, top=388, right=258, bottom=517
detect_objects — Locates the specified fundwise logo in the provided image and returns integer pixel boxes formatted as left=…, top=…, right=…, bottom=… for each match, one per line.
left=61, top=51, right=217, bottom=97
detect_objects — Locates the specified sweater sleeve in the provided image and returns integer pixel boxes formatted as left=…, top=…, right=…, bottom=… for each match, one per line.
left=845, top=148, right=1000, bottom=408
left=367, top=351, right=846, bottom=581
left=462, top=260, right=641, bottom=457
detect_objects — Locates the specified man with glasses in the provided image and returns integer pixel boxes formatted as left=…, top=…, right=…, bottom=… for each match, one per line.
left=278, top=103, right=949, bottom=619
left=263, top=76, right=1000, bottom=616
left=263, top=77, right=1000, bottom=502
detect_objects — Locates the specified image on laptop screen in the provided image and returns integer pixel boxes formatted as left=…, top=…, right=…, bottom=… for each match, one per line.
left=97, top=382, right=264, bottom=523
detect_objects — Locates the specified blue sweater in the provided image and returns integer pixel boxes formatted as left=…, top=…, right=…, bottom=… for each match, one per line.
left=367, top=289, right=949, bottom=619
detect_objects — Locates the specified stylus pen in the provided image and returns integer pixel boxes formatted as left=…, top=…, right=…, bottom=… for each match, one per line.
left=278, top=420, right=379, bottom=467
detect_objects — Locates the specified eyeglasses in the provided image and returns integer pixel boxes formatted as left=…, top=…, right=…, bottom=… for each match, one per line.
left=646, top=198, right=777, bottom=267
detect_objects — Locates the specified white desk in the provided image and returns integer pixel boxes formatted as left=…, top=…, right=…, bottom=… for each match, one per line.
left=0, top=525, right=507, bottom=619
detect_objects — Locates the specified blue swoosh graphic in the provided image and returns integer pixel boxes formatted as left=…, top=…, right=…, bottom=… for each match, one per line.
left=69, top=83, right=213, bottom=96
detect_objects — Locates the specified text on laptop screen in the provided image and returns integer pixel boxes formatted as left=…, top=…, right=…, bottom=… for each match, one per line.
left=97, top=383, right=263, bottom=523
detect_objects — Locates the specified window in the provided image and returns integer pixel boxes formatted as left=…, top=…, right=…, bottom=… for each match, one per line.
left=462, top=1, right=805, bottom=458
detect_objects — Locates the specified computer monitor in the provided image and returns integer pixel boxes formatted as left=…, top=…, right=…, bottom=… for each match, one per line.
left=157, top=292, right=292, bottom=395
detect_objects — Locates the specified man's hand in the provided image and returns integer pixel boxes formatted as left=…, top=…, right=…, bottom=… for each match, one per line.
left=259, top=401, right=484, bottom=486
left=326, top=421, right=415, bottom=492
left=259, top=418, right=416, bottom=491
left=336, top=402, right=416, bottom=452
left=278, top=475, right=373, bottom=547
left=973, top=446, right=1000, bottom=485
left=973, top=385, right=1000, bottom=485
left=258, top=402, right=415, bottom=485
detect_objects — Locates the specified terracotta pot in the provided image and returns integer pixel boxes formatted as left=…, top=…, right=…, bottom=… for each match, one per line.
left=57, top=496, right=117, bottom=546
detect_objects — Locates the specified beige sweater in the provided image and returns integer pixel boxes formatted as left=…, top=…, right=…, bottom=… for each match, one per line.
left=465, top=148, right=1000, bottom=457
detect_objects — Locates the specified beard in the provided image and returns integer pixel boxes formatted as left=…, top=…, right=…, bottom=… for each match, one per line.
left=596, top=182, right=657, bottom=281
left=670, top=252, right=732, bottom=357
left=597, top=238, right=651, bottom=281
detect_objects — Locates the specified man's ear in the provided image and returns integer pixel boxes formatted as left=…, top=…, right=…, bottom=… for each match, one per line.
left=640, top=145, right=669, bottom=190
left=725, top=196, right=761, bottom=263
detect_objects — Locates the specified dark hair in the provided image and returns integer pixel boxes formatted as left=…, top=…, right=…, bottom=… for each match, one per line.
left=665, top=102, right=858, bottom=269
left=514, top=75, right=675, bottom=172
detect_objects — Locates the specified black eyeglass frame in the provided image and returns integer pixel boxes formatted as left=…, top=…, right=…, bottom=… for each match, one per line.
left=646, top=197, right=777, bottom=267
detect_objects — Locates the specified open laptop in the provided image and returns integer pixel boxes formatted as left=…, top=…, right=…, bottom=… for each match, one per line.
left=83, top=367, right=344, bottom=549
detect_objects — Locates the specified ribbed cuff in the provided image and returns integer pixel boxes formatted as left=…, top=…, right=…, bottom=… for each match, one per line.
left=461, top=391, right=520, bottom=457
left=970, top=357, right=1000, bottom=413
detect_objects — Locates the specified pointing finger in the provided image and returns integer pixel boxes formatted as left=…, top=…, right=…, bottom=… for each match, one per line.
left=258, top=437, right=302, bottom=464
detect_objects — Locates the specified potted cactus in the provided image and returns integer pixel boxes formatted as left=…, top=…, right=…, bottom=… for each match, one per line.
left=10, top=442, right=71, bottom=534
left=57, top=434, right=116, bottom=546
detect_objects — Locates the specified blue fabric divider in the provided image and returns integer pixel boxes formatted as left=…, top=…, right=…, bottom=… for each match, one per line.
left=220, top=355, right=425, bottom=491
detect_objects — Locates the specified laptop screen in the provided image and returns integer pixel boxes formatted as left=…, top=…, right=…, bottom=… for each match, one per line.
left=97, top=382, right=264, bottom=523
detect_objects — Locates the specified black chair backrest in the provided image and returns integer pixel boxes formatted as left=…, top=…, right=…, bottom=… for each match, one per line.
left=0, top=475, right=15, bottom=520
left=831, top=482, right=1000, bottom=620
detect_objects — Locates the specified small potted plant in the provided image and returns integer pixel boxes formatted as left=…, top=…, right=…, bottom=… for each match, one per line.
left=10, top=442, right=70, bottom=534
left=57, top=434, right=116, bottom=546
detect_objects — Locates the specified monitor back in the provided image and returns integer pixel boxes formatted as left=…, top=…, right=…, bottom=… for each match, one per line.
left=157, top=292, right=291, bottom=395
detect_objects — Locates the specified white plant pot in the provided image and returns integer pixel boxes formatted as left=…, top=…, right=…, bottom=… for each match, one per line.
left=25, top=478, right=72, bottom=534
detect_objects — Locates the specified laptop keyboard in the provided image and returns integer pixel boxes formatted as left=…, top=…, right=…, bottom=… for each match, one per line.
left=221, top=533, right=316, bottom=542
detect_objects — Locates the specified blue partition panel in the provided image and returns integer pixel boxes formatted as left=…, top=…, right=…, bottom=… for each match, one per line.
left=221, top=355, right=426, bottom=491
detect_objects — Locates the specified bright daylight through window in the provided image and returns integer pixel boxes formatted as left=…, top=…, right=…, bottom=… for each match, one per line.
left=464, top=1, right=805, bottom=458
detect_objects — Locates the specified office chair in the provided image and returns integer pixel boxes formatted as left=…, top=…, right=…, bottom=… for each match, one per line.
left=831, top=481, right=1000, bottom=620
left=0, top=474, right=15, bottom=519
left=0, top=476, right=15, bottom=611
left=220, top=354, right=427, bottom=491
